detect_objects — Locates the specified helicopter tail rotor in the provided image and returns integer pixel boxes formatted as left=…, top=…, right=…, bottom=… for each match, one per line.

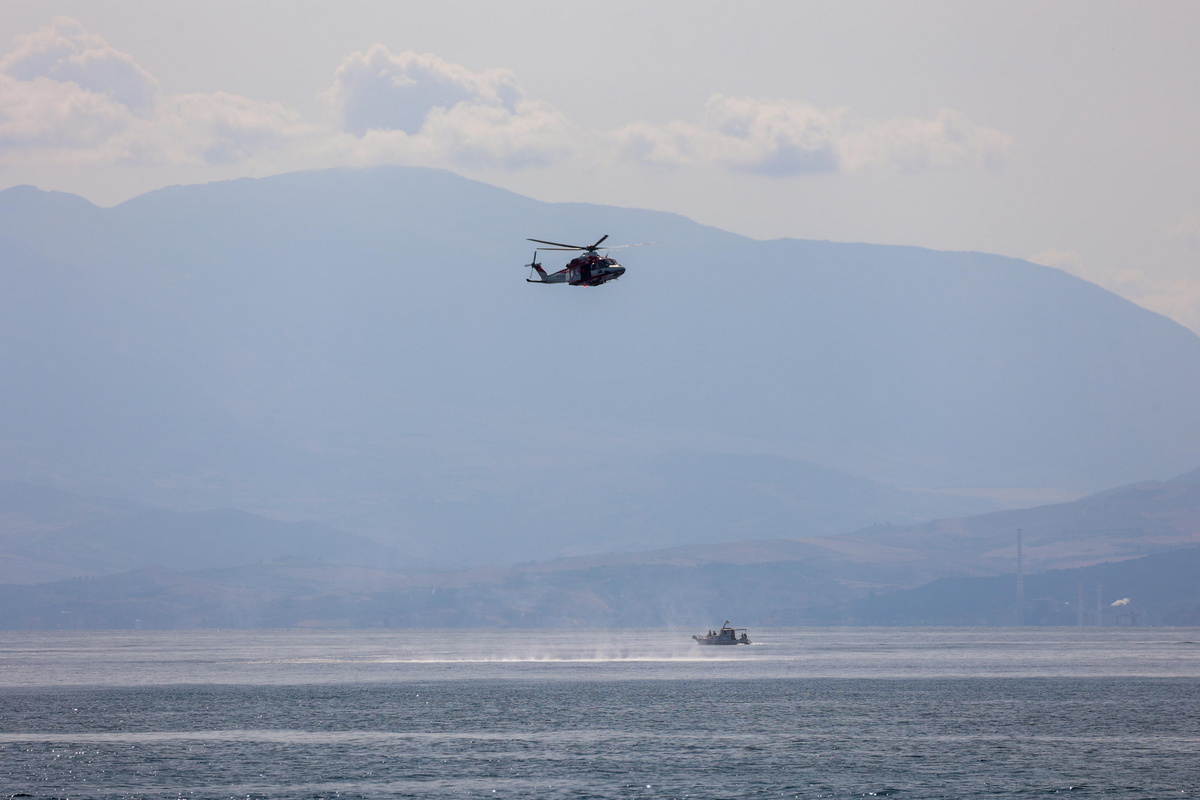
left=525, top=250, right=549, bottom=281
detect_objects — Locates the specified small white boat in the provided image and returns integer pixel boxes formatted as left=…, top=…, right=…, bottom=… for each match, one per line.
left=692, top=621, right=751, bottom=645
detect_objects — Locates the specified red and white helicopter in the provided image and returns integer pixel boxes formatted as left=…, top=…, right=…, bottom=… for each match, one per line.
left=524, top=235, right=652, bottom=286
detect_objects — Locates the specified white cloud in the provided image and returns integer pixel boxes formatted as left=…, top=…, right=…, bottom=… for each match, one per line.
left=325, top=45, right=571, bottom=169
left=0, top=21, right=1014, bottom=182
left=0, top=72, right=132, bottom=149
left=612, top=96, right=841, bottom=174
left=841, top=108, right=1012, bottom=172
left=1131, top=279, right=1200, bottom=333
left=1028, top=249, right=1085, bottom=271
left=613, top=96, right=1012, bottom=176
left=1028, top=244, right=1200, bottom=334
left=0, top=28, right=571, bottom=175
left=418, top=101, right=572, bottom=169
left=0, top=73, right=318, bottom=168
left=330, top=46, right=521, bottom=136
left=1167, top=211, right=1200, bottom=251
left=614, top=96, right=843, bottom=174
left=151, top=92, right=315, bottom=165
left=1, top=17, right=159, bottom=113
left=0, top=19, right=321, bottom=170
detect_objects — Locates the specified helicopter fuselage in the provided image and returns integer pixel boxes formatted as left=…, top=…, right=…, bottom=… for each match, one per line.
left=528, top=253, right=626, bottom=286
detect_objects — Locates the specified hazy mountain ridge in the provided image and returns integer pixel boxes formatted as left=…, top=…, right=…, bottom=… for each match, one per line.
left=0, top=484, right=418, bottom=584
left=848, top=464, right=1200, bottom=574
left=0, top=483, right=140, bottom=531
left=539, top=460, right=1200, bottom=593
left=4, top=544, right=1195, bottom=630
left=2, top=466, right=1199, bottom=628
left=850, top=546, right=1200, bottom=627
left=4, top=165, right=1200, bottom=567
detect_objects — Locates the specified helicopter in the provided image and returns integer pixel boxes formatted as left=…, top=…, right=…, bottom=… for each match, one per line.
left=524, top=235, right=651, bottom=286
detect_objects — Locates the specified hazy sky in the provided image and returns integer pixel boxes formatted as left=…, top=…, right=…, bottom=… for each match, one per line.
left=3, top=1, right=1198, bottom=330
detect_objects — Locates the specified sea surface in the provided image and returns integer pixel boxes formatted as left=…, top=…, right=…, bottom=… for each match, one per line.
left=1, top=627, right=1198, bottom=799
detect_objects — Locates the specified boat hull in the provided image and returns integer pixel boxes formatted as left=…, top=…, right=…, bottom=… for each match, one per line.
left=692, top=624, right=751, bottom=645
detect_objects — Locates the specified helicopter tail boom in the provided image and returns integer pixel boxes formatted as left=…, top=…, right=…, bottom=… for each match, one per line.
left=526, top=251, right=550, bottom=281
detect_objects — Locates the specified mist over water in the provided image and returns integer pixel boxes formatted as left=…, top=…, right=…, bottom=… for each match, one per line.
left=4, top=627, right=1200, bottom=686
left=2, top=628, right=1198, bottom=799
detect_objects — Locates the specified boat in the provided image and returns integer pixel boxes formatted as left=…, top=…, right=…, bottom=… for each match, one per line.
left=692, top=621, right=751, bottom=645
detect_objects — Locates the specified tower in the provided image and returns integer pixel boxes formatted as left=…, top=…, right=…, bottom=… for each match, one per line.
left=1015, top=528, right=1025, bottom=626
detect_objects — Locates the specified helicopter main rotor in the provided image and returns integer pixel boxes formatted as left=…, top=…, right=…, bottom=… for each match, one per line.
left=527, top=235, right=609, bottom=252
left=527, top=235, right=653, bottom=252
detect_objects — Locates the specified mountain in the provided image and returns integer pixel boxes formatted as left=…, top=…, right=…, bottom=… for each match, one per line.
left=0, top=559, right=853, bottom=629
left=0, top=484, right=417, bottom=584
left=848, top=546, right=1200, bottom=627
left=5, top=540, right=1196, bottom=630
left=3, top=166, right=1200, bottom=565
left=843, top=464, right=1200, bottom=578
left=540, top=461, right=1200, bottom=600
left=4, top=466, right=1200, bottom=629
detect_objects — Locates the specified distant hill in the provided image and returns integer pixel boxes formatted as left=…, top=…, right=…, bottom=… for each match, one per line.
left=0, top=483, right=139, bottom=531
left=4, top=166, right=1200, bottom=566
left=3, top=466, right=1200, bottom=629
left=0, top=560, right=852, bottom=630
left=843, top=464, right=1200, bottom=576
left=4, top=544, right=1196, bottom=630
left=848, top=546, right=1200, bottom=627
left=0, top=484, right=418, bottom=584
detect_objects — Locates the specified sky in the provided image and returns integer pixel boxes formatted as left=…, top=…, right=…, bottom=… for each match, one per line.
left=3, top=0, right=1199, bottom=330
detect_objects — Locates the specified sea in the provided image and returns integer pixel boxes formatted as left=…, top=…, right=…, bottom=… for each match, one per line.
left=1, top=627, right=1198, bottom=799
